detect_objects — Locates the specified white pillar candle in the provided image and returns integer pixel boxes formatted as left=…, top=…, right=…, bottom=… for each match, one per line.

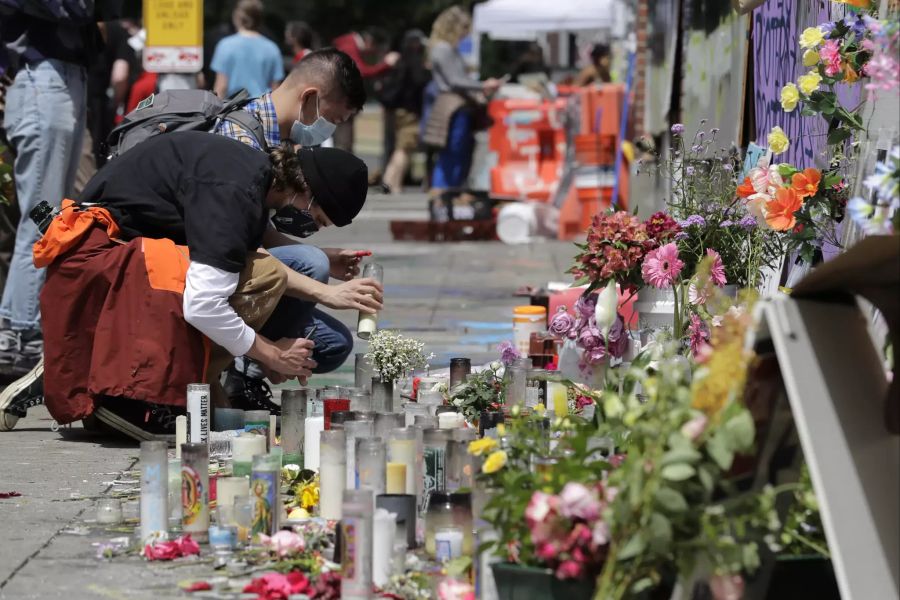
left=175, top=416, right=187, bottom=459
left=232, top=434, right=266, bottom=478
left=303, top=415, right=325, bottom=471
left=357, top=312, right=378, bottom=338
left=216, top=476, right=250, bottom=512
left=268, top=414, right=277, bottom=449
left=438, top=412, right=464, bottom=430
left=319, top=430, right=346, bottom=521
left=373, top=508, right=397, bottom=587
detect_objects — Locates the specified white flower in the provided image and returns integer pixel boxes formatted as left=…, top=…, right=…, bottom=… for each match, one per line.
left=594, top=280, right=618, bottom=336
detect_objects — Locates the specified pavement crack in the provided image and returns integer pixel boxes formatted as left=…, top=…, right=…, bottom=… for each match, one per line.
left=0, top=456, right=140, bottom=590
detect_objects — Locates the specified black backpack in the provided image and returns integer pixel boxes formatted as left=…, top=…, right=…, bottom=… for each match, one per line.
left=106, top=89, right=267, bottom=159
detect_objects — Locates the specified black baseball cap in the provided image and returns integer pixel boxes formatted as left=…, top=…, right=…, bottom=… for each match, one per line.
left=298, top=146, right=368, bottom=227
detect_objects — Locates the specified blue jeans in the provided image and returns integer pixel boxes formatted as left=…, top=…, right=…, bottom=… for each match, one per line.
left=261, top=244, right=353, bottom=374
left=432, top=109, right=473, bottom=189
left=1, top=60, right=87, bottom=330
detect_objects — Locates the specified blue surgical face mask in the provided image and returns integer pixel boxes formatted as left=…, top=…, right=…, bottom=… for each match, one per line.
left=290, top=93, right=337, bottom=147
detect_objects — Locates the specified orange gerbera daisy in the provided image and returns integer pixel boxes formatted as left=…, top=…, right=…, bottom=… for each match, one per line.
left=765, top=187, right=803, bottom=231
left=791, top=168, right=821, bottom=199
left=736, top=176, right=755, bottom=199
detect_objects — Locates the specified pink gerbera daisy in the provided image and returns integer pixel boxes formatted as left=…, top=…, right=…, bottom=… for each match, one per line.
left=706, top=248, right=727, bottom=287
left=641, top=242, right=684, bottom=288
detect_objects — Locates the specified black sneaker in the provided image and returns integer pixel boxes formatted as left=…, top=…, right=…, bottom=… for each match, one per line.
left=0, top=328, right=20, bottom=382
left=223, top=365, right=281, bottom=414
left=93, top=397, right=180, bottom=443
left=0, top=357, right=43, bottom=431
left=13, top=329, right=43, bottom=375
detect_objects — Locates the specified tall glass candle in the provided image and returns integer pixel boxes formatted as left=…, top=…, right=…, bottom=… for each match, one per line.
left=186, top=383, right=210, bottom=444
left=356, top=437, right=386, bottom=496
left=232, top=433, right=266, bottom=477
left=168, top=458, right=182, bottom=522
left=403, top=402, right=431, bottom=427
left=280, top=389, right=307, bottom=467
left=356, top=263, right=383, bottom=340
left=244, top=410, right=270, bottom=443
left=140, top=441, right=168, bottom=543
left=350, top=390, right=372, bottom=412
left=331, top=410, right=356, bottom=430
left=386, top=463, right=407, bottom=495
left=181, top=443, right=209, bottom=542
left=375, top=412, right=404, bottom=442
left=371, top=378, right=394, bottom=413
left=250, top=453, right=280, bottom=539
left=421, top=428, right=451, bottom=515
left=320, top=429, right=346, bottom=521
left=445, top=440, right=475, bottom=492
left=324, top=399, right=351, bottom=430
left=438, top=411, right=465, bottom=430
left=341, top=488, right=374, bottom=599
left=355, top=352, right=374, bottom=392
left=303, top=402, right=325, bottom=471
left=418, top=389, right=444, bottom=411
left=506, top=363, right=528, bottom=408
left=414, top=414, right=439, bottom=429
left=449, top=358, right=471, bottom=389
left=388, top=428, right=417, bottom=495
left=175, top=415, right=187, bottom=459
left=217, top=476, right=250, bottom=512
left=213, top=408, right=245, bottom=432
left=344, top=420, right=375, bottom=489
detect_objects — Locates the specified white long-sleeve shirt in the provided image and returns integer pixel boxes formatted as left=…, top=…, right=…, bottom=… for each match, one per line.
left=183, top=261, right=256, bottom=357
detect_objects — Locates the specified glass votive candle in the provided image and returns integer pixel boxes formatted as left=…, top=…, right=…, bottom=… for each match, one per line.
left=435, top=525, right=465, bottom=562
left=350, top=391, right=372, bottom=412
left=96, top=498, right=123, bottom=524
left=231, top=494, right=253, bottom=545
left=403, top=401, right=431, bottom=427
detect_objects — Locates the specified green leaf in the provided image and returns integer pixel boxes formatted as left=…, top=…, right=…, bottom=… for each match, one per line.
left=654, top=487, right=689, bottom=512
left=827, top=128, right=852, bottom=145
left=777, top=164, right=799, bottom=178
left=618, top=533, right=646, bottom=560
left=707, top=432, right=734, bottom=471
left=661, top=463, right=696, bottom=481
left=824, top=172, right=842, bottom=188
left=660, top=447, right=703, bottom=466
left=724, top=410, right=755, bottom=450
left=697, top=465, right=714, bottom=493
left=572, top=274, right=592, bottom=287
left=648, top=512, right=673, bottom=545
left=632, top=577, right=655, bottom=594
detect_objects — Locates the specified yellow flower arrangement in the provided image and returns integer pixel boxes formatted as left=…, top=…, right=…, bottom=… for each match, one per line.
left=482, top=450, right=508, bottom=474
left=780, top=83, right=800, bottom=112
left=797, top=71, right=822, bottom=95
left=767, top=126, right=790, bottom=154
left=802, top=49, right=819, bottom=67
left=292, top=477, right=320, bottom=511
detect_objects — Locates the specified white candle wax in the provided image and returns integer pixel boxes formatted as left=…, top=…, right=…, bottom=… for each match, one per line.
left=303, top=415, right=325, bottom=470
left=438, top=412, right=464, bottom=429
left=175, top=416, right=187, bottom=459
left=373, top=509, right=397, bottom=587
left=216, top=476, right=249, bottom=511
left=357, top=312, right=378, bottom=339
left=231, top=434, right=266, bottom=477
left=268, top=414, right=277, bottom=449
left=319, top=460, right=344, bottom=520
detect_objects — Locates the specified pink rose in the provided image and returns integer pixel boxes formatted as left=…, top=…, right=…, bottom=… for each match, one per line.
left=259, top=530, right=305, bottom=558
left=556, top=560, right=584, bottom=580
left=558, top=482, right=602, bottom=521
left=525, top=491, right=556, bottom=524
left=681, top=414, right=709, bottom=441
left=536, top=541, right=558, bottom=560
left=438, top=578, right=476, bottom=600
left=142, top=535, right=201, bottom=561
left=578, top=326, right=603, bottom=351
left=549, top=308, right=576, bottom=338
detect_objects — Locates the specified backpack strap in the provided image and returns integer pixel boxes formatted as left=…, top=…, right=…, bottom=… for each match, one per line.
left=223, top=109, right=269, bottom=151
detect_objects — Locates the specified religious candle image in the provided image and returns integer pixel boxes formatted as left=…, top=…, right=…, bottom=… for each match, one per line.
left=181, top=443, right=209, bottom=542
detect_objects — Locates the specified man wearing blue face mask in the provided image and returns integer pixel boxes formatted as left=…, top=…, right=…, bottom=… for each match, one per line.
left=215, top=47, right=375, bottom=411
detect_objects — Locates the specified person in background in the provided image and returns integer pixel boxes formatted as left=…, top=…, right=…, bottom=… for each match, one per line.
left=331, top=30, right=399, bottom=152
left=574, top=43, right=612, bottom=86
left=286, top=21, right=314, bottom=66
left=0, top=0, right=108, bottom=397
left=381, top=30, right=430, bottom=194
left=211, top=0, right=284, bottom=98
left=510, top=42, right=549, bottom=83
left=422, top=6, right=502, bottom=195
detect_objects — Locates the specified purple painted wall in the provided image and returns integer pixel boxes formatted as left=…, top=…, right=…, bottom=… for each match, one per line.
left=752, top=0, right=859, bottom=167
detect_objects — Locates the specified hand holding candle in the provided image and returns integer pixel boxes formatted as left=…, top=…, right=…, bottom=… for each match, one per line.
left=357, top=263, right=384, bottom=340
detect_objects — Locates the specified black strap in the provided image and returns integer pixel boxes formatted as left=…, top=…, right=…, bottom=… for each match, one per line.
left=223, top=109, right=269, bottom=151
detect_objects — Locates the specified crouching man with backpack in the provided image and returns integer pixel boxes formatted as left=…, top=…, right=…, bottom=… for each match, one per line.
left=5, top=132, right=378, bottom=439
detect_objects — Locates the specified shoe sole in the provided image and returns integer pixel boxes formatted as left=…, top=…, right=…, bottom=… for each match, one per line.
left=93, top=406, right=174, bottom=444
left=0, top=358, right=44, bottom=432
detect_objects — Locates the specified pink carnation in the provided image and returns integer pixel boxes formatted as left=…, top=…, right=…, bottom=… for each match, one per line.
left=558, top=482, right=602, bottom=521
left=641, top=243, right=684, bottom=288
left=819, top=40, right=842, bottom=76
left=556, top=560, right=584, bottom=580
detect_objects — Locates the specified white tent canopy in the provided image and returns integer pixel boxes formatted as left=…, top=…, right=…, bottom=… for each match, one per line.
left=472, top=0, right=617, bottom=39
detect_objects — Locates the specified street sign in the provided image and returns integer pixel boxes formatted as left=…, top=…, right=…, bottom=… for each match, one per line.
left=143, top=0, right=203, bottom=73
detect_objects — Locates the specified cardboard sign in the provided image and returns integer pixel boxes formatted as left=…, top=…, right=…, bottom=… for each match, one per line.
left=143, top=0, right=203, bottom=73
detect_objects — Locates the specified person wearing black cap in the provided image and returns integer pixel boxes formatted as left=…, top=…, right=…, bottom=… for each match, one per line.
left=3, top=131, right=379, bottom=438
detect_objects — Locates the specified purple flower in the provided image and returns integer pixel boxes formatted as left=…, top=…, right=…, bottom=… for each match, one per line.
left=738, top=215, right=758, bottom=229
left=549, top=308, right=576, bottom=338
left=675, top=231, right=689, bottom=241
left=574, top=294, right=597, bottom=319
left=671, top=123, right=685, bottom=135
left=722, top=163, right=734, bottom=172
left=686, top=166, right=696, bottom=176
left=498, top=340, right=521, bottom=365
left=584, top=345, right=608, bottom=366
left=691, top=144, right=704, bottom=153
left=678, top=215, right=706, bottom=228
left=606, top=316, right=630, bottom=358
left=844, top=15, right=867, bottom=38
left=820, top=21, right=836, bottom=37
left=720, top=219, right=734, bottom=227
left=578, top=325, right=603, bottom=351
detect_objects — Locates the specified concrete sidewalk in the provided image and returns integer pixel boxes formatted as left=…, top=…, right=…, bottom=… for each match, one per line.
left=0, top=192, right=575, bottom=598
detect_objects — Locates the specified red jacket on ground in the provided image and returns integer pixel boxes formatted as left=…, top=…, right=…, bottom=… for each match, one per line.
left=332, top=32, right=391, bottom=79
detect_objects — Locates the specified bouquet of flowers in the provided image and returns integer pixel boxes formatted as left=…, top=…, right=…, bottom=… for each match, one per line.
left=848, top=145, right=900, bottom=235
left=365, top=330, right=432, bottom=383
left=548, top=293, right=630, bottom=376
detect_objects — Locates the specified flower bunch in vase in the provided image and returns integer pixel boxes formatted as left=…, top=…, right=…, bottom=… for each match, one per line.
left=450, top=361, right=506, bottom=422
left=548, top=292, right=630, bottom=380
left=364, top=330, right=432, bottom=383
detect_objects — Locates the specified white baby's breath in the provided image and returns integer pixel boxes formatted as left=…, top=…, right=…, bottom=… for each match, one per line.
left=365, top=330, right=431, bottom=382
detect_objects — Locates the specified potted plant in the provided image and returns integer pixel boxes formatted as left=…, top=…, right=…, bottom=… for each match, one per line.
left=364, top=330, right=431, bottom=413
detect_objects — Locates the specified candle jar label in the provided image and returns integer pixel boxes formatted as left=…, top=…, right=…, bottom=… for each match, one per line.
left=250, top=471, right=278, bottom=537
left=181, top=465, right=206, bottom=526
left=341, top=517, right=371, bottom=586
left=244, top=420, right=268, bottom=438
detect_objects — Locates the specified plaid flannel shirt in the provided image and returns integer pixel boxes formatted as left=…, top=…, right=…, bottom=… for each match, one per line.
left=214, top=92, right=281, bottom=151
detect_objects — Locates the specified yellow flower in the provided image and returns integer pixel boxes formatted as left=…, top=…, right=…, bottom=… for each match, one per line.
left=468, top=437, right=498, bottom=456
left=482, top=450, right=508, bottom=474
left=797, top=71, right=822, bottom=95
left=780, top=83, right=800, bottom=112
left=767, top=126, right=790, bottom=155
left=496, top=423, right=507, bottom=437
left=799, top=27, right=824, bottom=49
left=288, top=507, right=310, bottom=520
left=802, top=49, right=819, bottom=67
left=534, top=403, right=546, bottom=416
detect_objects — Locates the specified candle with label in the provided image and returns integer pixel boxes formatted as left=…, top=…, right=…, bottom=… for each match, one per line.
left=140, top=441, right=169, bottom=544
left=388, top=428, right=417, bottom=494
left=344, top=420, right=374, bottom=489
left=232, top=433, right=266, bottom=477
left=341, top=489, right=374, bottom=599
left=250, top=453, right=280, bottom=539
left=186, top=384, right=210, bottom=444
left=280, top=390, right=307, bottom=467
left=181, top=443, right=209, bottom=542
